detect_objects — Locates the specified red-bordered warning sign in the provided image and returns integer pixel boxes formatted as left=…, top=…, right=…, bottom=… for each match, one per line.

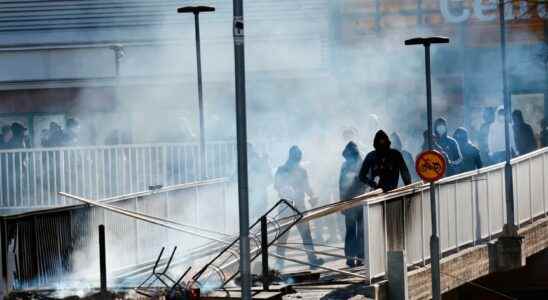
left=415, top=150, right=447, bottom=182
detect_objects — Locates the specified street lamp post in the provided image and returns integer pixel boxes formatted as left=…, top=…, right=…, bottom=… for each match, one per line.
left=405, top=36, right=449, bottom=300
left=177, top=6, right=215, bottom=180
left=498, top=0, right=517, bottom=236
left=232, top=0, right=251, bottom=299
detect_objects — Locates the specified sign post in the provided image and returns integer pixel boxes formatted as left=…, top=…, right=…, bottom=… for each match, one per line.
left=405, top=36, right=449, bottom=300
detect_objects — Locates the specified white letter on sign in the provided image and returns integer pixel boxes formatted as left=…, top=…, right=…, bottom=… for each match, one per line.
left=474, top=0, right=497, bottom=21
left=440, top=0, right=470, bottom=23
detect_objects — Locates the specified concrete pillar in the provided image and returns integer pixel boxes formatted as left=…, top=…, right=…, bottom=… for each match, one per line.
left=488, top=236, right=525, bottom=273
left=387, top=250, right=409, bottom=300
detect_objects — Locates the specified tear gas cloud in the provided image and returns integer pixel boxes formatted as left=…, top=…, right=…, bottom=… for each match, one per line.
left=8, top=0, right=546, bottom=290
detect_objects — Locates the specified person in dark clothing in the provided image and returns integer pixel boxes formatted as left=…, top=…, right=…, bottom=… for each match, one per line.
left=478, top=107, right=495, bottom=165
left=45, top=122, right=65, bottom=147
left=434, top=118, right=462, bottom=176
left=390, top=132, right=417, bottom=183
left=339, top=141, right=367, bottom=267
left=540, top=118, right=548, bottom=148
left=453, top=127, right=482, bottom=173
left=0, top=125, right=12, bottom=149
left=274, top=146, right=324, bottom=269
left=512, top=110, right=537, bottom=155
left=359, top=130, right=411, bottom=192
left=9, top=122, right=29, bottom=149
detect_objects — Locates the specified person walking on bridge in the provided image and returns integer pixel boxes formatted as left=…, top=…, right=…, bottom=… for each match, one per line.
left=274, top=145, right=324, bottom=269
left=359, top=130, right=412, bottom=251
left=359, top=130, right=411, bottom=192
left=339, top=141, right=367, bottom=267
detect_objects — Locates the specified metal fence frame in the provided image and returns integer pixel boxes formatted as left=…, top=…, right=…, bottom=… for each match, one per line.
left=0, top=142, right=238, bottom=209
left=364, top=147, right=548, bottom=281
left=0, top=178, right=238, bottom=291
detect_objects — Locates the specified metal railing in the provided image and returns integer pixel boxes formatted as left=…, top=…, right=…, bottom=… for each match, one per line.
left=0, top=142, right=237, bottom=209
left=365, top=147, right=548, bottom=280
left=1, top=178, right=238, bottom=290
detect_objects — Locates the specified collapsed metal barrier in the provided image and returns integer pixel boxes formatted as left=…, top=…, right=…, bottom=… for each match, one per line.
left=0, top=178, right=237, bottom=292
left=191, top=199, right=303, bottom=290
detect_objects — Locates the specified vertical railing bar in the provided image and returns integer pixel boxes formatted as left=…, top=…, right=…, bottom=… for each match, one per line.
left=67, top=150, right=72, bottom=199
left=543, top=153, right=547, bottom=217
left=471, top=175, right=476, bottom=246
left=52, top=151, right=58, bottom=206
left=99, top=148, right=105, bottom=199
left=486, top=171, right=492, bottom=240
left=25, top=152, right=30, bottom=207
left=163, top=145, right=168, bottom=187
left=32, top=151, right=37, bottom=207
left=528, top=159, right=533, bottom=223
left=116, top=147, right=121, bottom=196
left=129, top=146, right=134, bottom=194
left=383, top=200, right=388, bottom=276
left=420, top=189, right=425, bottom=266
left=147, top=147, right=152, bottom=187
left=45, top=151, right=51, bottom=207
left=94, top=149, right=100, bottom=200
left=18, top=152, right=23, bottom=207
left=184, top=145, right=189, bottom=183
left=454, top=181, right=459, bottom=251
left=59, top=150, right=65, bottom=205
left=0, top=154, right=4, bottom=207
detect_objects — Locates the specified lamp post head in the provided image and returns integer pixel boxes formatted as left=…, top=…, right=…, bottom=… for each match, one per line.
left=404, top=36, right=450, bottom=46
left=177, top=6, right=215, bottom=14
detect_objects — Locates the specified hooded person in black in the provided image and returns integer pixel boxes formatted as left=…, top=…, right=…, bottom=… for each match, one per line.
left=453, top=127, right=482, bottom=173
left=359, top=130, right=411, bottom=192
left=434, top=118, right=462, bottom=176
left=512, top=110, right=537, bottom=155
left=274, top=146, right=324, bottom=269
left=339, top=141, right=367, bottom=267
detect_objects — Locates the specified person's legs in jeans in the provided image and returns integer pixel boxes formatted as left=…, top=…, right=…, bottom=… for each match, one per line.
left=344, top=213, right=357, bottom=267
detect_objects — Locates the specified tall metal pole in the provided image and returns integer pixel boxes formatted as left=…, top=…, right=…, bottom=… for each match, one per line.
left=405, top=36, right=448, bottom=300
left=232, top=0, right=252, bottom=299
left=498, top=0, right=517, bottom=236
left=194, top=12, right=207, bottom=180
left=425, top=44, right=441, bottom=300
left=178, top=6, right=214, bottom=180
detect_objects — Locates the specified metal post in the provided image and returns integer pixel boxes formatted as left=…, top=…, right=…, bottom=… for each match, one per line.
left=499, top=0, right=517, bottom=236
left=405, top=36, right=449, bottom=300
left=233, top=0, right=252, bottom=298
left=99, top=224, right=107, bottom=294
left=194, top=12, right=207, bottom=180
left=425, top=44, right=441, bottom=300
left=177, top=6, right=215, bottom=180
left=261, top=216, right=269, bottom=291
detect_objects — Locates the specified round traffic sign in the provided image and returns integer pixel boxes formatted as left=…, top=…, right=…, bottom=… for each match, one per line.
left=415, top=150, right=447, bottom=182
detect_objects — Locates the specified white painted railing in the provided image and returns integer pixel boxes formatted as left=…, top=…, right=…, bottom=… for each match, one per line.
left=365, top=147, right=548, bottom=280
left=0, top=142, right=237, bottom=209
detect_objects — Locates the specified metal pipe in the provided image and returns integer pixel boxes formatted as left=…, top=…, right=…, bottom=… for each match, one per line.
left=498, top=0, right=517, bottom=236
left=99, top=224, right=107, bottom=294
left=232, top=0, right=252, bottom=298
left=261, top=216, right=269, bottom=291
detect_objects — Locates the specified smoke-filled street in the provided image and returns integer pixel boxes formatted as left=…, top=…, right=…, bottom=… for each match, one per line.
left=0, top=0, right=547, bottom=299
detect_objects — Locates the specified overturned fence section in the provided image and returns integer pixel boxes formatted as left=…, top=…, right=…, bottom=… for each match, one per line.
left=0, top=142, right=237, bottom=209
left=0, top=178, right=238, bottom=290
left=365, top=147, right=548, bottom=280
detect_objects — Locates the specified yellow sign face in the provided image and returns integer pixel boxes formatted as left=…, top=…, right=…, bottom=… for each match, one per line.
left=416, top=150, right=447, bottom=182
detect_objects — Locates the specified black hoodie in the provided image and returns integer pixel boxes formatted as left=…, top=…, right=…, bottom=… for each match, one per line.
left=359, top=130, right=411, bottom=192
